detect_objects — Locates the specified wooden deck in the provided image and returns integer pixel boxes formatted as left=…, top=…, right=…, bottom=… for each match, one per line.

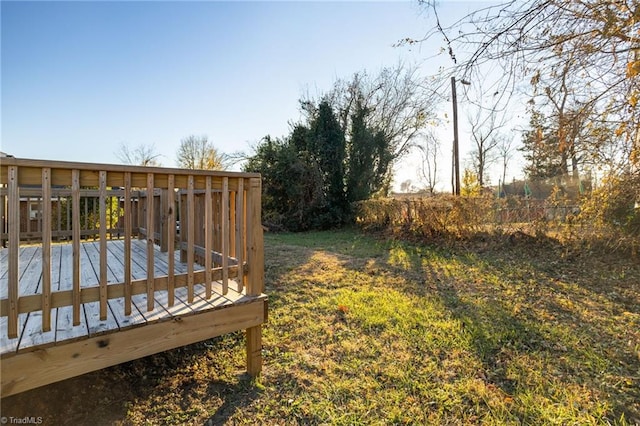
left=0, top=239, right=261, bottom=356
left=1, top=157, right=266, bottom=398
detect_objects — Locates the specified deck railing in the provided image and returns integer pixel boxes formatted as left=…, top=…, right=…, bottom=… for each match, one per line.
left=0, top=158, right=264, bottom=340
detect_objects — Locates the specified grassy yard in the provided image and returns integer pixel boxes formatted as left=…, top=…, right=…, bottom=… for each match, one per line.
left=2, top=228, right=639, bottom=425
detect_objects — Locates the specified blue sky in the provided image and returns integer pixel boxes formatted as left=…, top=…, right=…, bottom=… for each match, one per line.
left=2, top=1, right=511, bottom=190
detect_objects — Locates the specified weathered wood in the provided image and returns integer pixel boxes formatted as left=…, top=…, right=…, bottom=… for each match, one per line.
left=0, top=194, right=6, bottom=248
left=0, top=241, right=246, bottom=345
left=56, top=243, right=89, bottom=344
left=1, top=299, right=265, bottom=397
left=222, top=177, right=229, bottom=294
left=167, top=174, right=175, bottom=306
left=106, top=239, right=171, bottom=323
left=246, top=178, right=264, bottom=296
left=41, top=168, right=52, bottom=331
left=72, top=169, right=81, bottom=325
left=0, top=314, right=25, bottom=355
left=246, top=325, right=262, bottom=376
left=1, top=249, right=42, bottom=350
left=146, top=173, right=155, bottom=311
left=0, top=158, right=266, bottom=397
left=187, top=175, right=195, bottom=303
left=1, top=266, right=244, bottom=315
left=19, top=239, right=62, bottom=352
left=205, top=176, right=212, bottom=299
left=236, top=178, right=245, bottom=293
left=8, top=166, right=19, bottom=338
left=99, top=170, right=108, bottom=320
left=0, top=157, right=260, bottom=188
left=83, top=241, right=144, bottom=332
left=124, top=172, right=132, bottom=315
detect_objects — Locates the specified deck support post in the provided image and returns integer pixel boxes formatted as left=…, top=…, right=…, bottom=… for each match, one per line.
left=244, top=177, right=264, bottom=376
left=246, top=325, right=262, bottom=376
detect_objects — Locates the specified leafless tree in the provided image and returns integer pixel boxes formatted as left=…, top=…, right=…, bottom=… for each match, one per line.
left=465, top=82, right=507, bottom=187
left=496, top=134, right=516, bottom=191
left=304, top=62, right=441, bottom=162
left=411, top=0, right=640, bottom=170
left=416, top=131, right=439, bottom=194
left=115, top=143, right=161, bottom=166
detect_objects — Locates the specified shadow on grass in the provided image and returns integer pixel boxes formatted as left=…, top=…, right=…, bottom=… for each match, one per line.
left=379, top=236, right=640, bottom=423
left=203, top=375, right=263, bottom=425
left=1, top=233, right=318, bottom=425
left=268, top=228, right=640, bottom=423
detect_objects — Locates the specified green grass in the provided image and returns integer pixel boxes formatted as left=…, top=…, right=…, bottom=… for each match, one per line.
left=3, top=228, right=639, bottom=425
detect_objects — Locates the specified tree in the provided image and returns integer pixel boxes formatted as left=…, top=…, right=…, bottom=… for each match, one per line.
left=496, top=134, right=516, bottom=192
left=415, top=0, right=640, bottom=170
left=461, top=168, right=481, bottom=197
left=346, top=98, right=394, bottom=202
left=115, top=143, right=161, bottom=166
left=521, top=110, right=564, bottom=181
left=176, top=135, right=228, bottom=170
left=309, top=100, right=348, bottom=220
left=244, top=65, right=438, bottom=231
left=306, top=62, right=438, bottom=173
left=466, top=87, right=506, bottom=187
left=244, top=136, right=324, bottom=231
left=416, top=131, right=439, bottom=194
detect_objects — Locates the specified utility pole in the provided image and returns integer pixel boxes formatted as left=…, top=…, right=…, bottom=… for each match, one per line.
left=451, top=77, right=470, bottom=196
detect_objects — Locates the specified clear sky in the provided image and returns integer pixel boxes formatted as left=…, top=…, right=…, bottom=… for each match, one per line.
left=1, top=0, right=513, bottom=190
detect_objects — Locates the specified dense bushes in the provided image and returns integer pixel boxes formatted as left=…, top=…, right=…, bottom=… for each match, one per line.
left=576, top=172, right=640, bottom=252
left=245, top=99, right=400, bottom=231
left=356, top=177, right=639, bottom=256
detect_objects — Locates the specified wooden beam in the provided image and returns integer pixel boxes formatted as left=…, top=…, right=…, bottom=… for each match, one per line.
left=246, top=325, right=262, bottom=376
left=0, top=266, right=243, bottom=316
left=1, top=300, right=266, bottom=397
left=246, top=178, right=264, bottom=296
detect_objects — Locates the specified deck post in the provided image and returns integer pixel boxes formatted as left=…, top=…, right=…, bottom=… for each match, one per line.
left=245, top=177, right=264, bottom=376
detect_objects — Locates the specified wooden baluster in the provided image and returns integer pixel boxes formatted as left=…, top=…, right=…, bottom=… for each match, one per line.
left=7, top=166, right=19, bottom=338
left=42, top=168, right=52, bottom=332
left=99, top=171, right=108, bottom=320
left=146, top=173, right=155, bottom=311
left=124, top=172, right=132, bottom=316
left=205, top=176, right=212, bottom=299
left=71, top=169, right=81, bottom=326
left=235, top=178, right=244, bottom=293
left=187, top=175, right=195, bottom=303
left=222, top=177, right=229, bottom=295
left=167, top=174, right=175, bottom=306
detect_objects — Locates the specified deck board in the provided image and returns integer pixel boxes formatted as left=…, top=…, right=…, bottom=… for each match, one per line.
left=105, top=240, right=174, bottom=322
left=1, top=239, right=250, bottom=356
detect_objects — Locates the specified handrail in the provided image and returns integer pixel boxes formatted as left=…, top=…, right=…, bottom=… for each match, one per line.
left=0, top=157, right=264, bottom=340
